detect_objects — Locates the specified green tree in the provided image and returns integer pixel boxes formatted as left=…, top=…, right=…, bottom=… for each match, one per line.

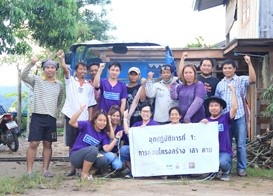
left=186, top=36, right=216, bottom=49
left=0, top=0, right=113, bottom=54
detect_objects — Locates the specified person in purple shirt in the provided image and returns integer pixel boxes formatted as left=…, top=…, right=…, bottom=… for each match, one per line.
left=169, top=106, right=182, bottom=125
left=170, top=64, right=206, bottom=123
left=178, top=52, right=219, bottom=117
left=200, top=84, right=238, bottom=181
left=120, top=102, right=158, bottom=178
left=92, top=62, right=128, bottom=115
left=101, top=105, right=124, bottom=171
left=69, top=106, right=123, bottom=180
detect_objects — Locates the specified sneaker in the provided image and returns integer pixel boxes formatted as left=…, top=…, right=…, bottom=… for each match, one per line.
left=125, top=172, right=133, bottom=179
left=160, top=175, right=168, bottom=180
left=220, top=173, right=230, bottom=181
left=216, top=171, right=223, bottom=179
left=237, top=170, right=247, bottom=177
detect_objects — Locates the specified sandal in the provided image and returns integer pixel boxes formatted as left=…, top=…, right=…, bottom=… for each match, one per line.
left=43, top=170, right=54, bottom=178
left=81, top=174, right=93, bottom=181
left=65, top=169, right=76, bottom=176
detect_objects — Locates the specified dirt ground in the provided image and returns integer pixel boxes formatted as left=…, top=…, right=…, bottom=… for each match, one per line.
left=0, top=136, right=273, bottom=196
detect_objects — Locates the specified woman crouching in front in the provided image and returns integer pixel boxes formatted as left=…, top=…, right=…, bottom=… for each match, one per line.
left=69, top=105, right=122, bottom=180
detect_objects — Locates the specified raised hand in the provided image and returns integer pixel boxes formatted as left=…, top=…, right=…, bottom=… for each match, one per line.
left=244, top=55, right=251, bottom=65
left=115, top=131, right=123, bottom=139
left=31, top=56, right=39, bottom=65
left=147, top=71, right=154, bottom=81
left=99, top=63, right=106, bottom=72
left=79, top=105, right=86, bottom=112
left=108, top=115, right=112, bottom=125
left=56, top=50, right=64, bottom=59
left=141, top=78, right=147, bottom=86
left=123, top=109, right=128, bottom=119
left=181, top=52, right=188, bottom=60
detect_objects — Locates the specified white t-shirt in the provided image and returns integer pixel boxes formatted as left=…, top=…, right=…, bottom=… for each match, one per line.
left=61, top=75, right=96, bottom=120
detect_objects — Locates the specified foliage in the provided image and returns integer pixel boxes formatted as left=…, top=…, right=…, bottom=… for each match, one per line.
left=57, top=128, right=64, bottom=136
left=0, top=173, right=65, bottom=195
left=0, top=0, right=113, bottom=54
left=260, top=83, right=273, bottom=118
left=185, top=36, right=217, bottom=49
left=0, top=167, right=273, bottom=194
left=4, top=92, right=28, bottom=112
left=245, top=167, right=273, bottom=179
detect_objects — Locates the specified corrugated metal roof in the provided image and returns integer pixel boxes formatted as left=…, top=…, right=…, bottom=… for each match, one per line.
left=193, top=0, right=226, bottom=11
left=224, top=38, right=273, bottom=55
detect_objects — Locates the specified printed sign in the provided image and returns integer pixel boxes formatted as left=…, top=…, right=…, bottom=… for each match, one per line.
left=129, top=122, right=219, bottom=177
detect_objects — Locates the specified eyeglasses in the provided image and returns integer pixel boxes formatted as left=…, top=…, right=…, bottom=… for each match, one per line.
left=141, top=110, right=151, bottom=113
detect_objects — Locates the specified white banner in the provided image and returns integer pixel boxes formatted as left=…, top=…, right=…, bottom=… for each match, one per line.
left=129, top=122, right=219, bottom=177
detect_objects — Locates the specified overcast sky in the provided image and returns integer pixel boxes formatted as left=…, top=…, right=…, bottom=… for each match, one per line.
left=107, top=0, right=226, bottom=47
left=0, top=1, right=226, bottom=86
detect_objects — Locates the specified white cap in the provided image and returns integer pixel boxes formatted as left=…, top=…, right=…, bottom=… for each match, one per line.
left=128, top=67, right=140, bottom=74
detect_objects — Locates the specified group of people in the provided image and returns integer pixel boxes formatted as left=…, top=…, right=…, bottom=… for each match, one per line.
left=21, top=49, right=256, bottom=181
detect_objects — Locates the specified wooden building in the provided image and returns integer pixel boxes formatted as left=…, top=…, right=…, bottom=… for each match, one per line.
left=188, top=0, right=273, bottom=139
left=172, top=38, right=273, bottom=140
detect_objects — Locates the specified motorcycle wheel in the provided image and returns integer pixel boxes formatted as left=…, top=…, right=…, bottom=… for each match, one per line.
left=6, top=130, right=19, bottom=152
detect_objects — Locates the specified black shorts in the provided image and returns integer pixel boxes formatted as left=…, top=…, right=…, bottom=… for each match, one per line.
left=28, top=113, right=57, bottom=142
left=65, top=116, right=79, bottom=147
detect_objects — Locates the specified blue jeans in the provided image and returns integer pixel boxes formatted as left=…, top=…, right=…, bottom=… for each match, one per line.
left=230, top=115, right=247, bottom=172
left=120, top=145, right=130, bottom=162
left=219, top=152, right=232, bottom=173
left=101, top=151, right=123, bottom=170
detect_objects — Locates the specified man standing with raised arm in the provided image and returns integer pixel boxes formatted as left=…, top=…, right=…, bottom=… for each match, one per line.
left=22, top=57, right=64, bottom=177
left=215, top=55, right=256, bottom=177
left=57, top=50, right=97, bottom=176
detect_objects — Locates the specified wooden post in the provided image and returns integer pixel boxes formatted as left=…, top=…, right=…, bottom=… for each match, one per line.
left=16, top=63, right=22, bottom=131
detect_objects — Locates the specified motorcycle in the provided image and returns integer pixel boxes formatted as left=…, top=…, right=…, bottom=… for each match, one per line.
left=0, top=112, right=20, bottom=152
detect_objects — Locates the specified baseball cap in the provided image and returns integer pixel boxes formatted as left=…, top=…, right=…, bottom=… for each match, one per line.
left=128, top=67, right=140, bottom=74
left=160, top=64, right=174, bottom=73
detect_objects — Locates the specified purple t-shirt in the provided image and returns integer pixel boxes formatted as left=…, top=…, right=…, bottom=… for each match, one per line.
left=70, top=121, right=109, bottom=156
left=171, top=81, right=206, bottom=123
left=132, top=119, right=159, bottom=127
left=123, top=119, right=158, bottom=145
left=98, top=79, right=128, bottom=113
left=207, top=112, right=232, bottom=155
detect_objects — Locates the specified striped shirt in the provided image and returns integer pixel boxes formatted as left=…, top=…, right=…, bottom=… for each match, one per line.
left=215, top=74, right=250, bottom=119
left=21, top=63, right=64, bottom=118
